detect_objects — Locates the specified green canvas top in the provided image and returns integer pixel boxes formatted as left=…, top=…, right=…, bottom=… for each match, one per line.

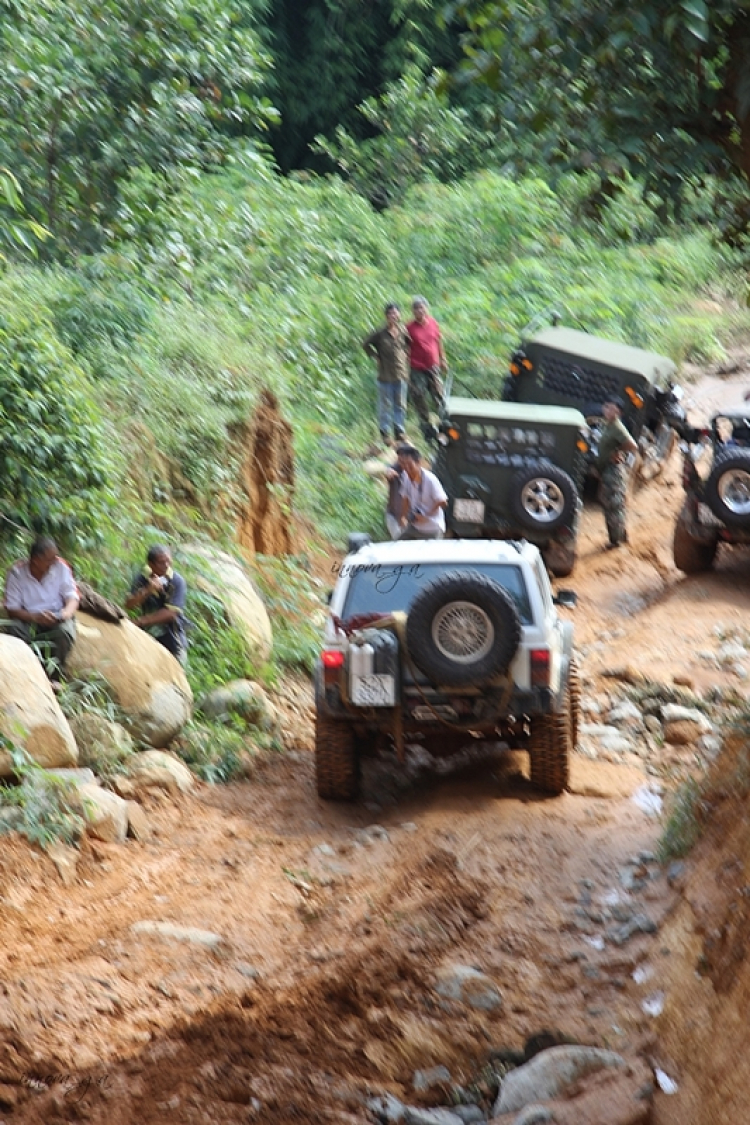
left=527, top=326, right=676, bottom=384
left=447, top=396, right=587, bottom=428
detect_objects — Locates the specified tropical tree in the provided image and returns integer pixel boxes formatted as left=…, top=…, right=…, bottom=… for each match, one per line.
left=0, top=0, right=274, bottom=252
left=446, top=0, right=750, bottom=206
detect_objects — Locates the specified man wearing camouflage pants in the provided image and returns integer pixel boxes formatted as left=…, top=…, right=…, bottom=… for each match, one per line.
left=597, top=396, right=637, bottom=549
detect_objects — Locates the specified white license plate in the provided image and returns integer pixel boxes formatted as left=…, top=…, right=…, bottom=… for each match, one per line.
left=453, top=498, right=485, bottom=523
left=350, top=674, right=395, bottom=706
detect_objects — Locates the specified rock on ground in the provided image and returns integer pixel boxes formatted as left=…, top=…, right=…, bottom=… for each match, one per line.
left=0, top=636, right=78, bottom=775
left=200, top=679, right=279, bottom=732
left=490, top=1056, right=653, bottom=1124
left=434, top=964, right=503, bottom=1011
left=493, top=1046, right=627, bottom=1115
left=78, top=782, right=129, bottom=844
left=127, top=749, right=195, bottom=795
left=182, top=545, right=273, bottom=665
left=66, top=613, right=192, bottom=747
left=68, top=713, right=134, bottom=769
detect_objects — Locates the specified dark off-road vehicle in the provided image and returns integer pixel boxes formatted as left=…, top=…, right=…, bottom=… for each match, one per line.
left=430, top=397, right=588, bottom=577
left=504, top=323, right=685, bottom=482
left=673, top=411, right=750, bottom=573
left=314, top=537, right=579, bottom=802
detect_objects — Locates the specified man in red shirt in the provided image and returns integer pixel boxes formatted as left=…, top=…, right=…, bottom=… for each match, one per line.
left=406, top=296, right=448, bottom=436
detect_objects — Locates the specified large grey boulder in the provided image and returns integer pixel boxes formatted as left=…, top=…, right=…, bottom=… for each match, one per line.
left=66, top=613, right=192, bottom=747
left=493, top=1046, right=627, bottom=1116
left=0, top=636, right=78, bottom=775
left=200, top=679, right=279, bottom=732
left=182, top=545, right=272, bottom=665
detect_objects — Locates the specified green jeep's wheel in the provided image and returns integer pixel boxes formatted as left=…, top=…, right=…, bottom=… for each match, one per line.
left=510, top=461, right=578, bottom=534
left=528, top=685, right=571, bottom=795
left=315, top=710, right=359, bottom=800
left=704, top=448, right=750, bottom=528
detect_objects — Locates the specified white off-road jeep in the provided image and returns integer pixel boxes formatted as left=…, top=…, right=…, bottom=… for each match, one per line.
left=314, top=536, right=579, bottom=801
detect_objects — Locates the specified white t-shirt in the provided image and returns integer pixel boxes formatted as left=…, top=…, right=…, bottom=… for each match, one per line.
left=5, top=558, right=79, bottom=616
left=400, top=468, right=447, bottom=535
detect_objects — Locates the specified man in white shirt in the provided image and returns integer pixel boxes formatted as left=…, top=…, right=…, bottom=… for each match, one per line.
left=398, top=446, right=448, bottom=540
left=3, top=536, right=79, bottom=682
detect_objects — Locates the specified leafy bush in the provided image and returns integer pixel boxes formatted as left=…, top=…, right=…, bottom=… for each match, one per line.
left=0, top=303, right=115, bottom=546
left=0, top=749, right=85, bottom=850
left=174, top=720, right=252, bottom=784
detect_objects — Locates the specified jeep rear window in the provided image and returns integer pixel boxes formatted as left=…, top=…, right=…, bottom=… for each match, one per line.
left=341, top=563, right=532, bottom=624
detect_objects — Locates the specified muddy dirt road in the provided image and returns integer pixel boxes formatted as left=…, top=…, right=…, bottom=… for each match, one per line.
left=3, top=369, right=750, bottom=1124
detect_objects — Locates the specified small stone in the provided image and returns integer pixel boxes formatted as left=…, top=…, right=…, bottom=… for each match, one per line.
left=80, top=783, right=129, bottom=844
left=412, top=1065, right=451, bottom=1092
left=672, top=674, right=694, bottom=688
left=125, top=801, right=151, bottom=842
left=403, top=1109, right=464, bottom=1125
left=367, top=1093, right=406, bottom=1122
left=608, top=701, right=643, bottom=726
left=46, top=840, right=79, bottom=886
left=643, top=715, right=662, bottom=736
left=235, top=962, right=260, bottom=979
left=512, top=1107, right=553, bottom=1125
left=434, top=964, right=502, bottom=1011
left=130, top=921, right=228, bottom=953
left=452, top=1107, right=486, bottom=1124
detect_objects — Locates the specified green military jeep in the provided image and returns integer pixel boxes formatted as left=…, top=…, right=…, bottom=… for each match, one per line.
left=431, top=397, right=588, bottom=577
left=503, top=323, right=685, bottom=482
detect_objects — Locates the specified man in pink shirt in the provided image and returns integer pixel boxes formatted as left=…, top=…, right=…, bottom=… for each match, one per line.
left=3, top=536, right=79, bottom=682
left=406, top=296, right=448, bottom=435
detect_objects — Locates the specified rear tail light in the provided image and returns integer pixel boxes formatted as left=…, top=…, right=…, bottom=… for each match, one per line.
left=321, top=648, right=345, bottom=685
left=530, top=648, right=550, bottom=688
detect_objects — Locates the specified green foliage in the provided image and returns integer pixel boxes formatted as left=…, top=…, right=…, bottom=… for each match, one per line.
left=180, top=582, right=259, bottom=702
left=314, top=64, right=486, bottom=209
left=252, top=553, right=328, bottom=673
left=174, top=719, right=251, bottom=783
left=658, top=777, right=707, bottom=862
left=447, top=0, right=750, bottom=205
left=0, top=0, right=274, bottom=253
left=0, top=749, right=85, bottom=850
left=0, top=299, right=115, bottom=546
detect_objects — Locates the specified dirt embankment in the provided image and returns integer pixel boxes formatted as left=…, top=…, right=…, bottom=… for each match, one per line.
left=1, top=366, right=750, bottom=1123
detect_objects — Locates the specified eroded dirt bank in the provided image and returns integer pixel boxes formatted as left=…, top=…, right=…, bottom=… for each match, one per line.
left=2, top=368, right=750, bottom=1123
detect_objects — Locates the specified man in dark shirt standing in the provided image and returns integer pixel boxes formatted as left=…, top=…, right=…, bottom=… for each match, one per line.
left=406, top=296, right=447, bottom=435
left=125, top=545, right=188, bottom=663
left=596, top=396, right=638, bottom=549
left=363, top=302, right=411, bottom=444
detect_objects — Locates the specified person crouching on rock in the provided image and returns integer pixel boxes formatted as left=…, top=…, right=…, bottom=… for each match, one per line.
left=125, top=545, right=187, bottom=664
left=2, top=536, right=79, bottom=684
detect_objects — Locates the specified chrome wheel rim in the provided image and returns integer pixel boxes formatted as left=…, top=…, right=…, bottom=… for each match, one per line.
left=520, top=477, right=565, bottom=523
left=431, top=601, right=494, bottom=664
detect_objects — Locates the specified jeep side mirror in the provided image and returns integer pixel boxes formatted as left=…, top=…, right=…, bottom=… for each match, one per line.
left=554, top=590, right=577, bottom=608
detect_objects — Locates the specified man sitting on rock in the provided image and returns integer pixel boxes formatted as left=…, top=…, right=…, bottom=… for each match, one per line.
left=2, top=536, right=79, bottom=683
left=125, top=545, right=187, bottom=664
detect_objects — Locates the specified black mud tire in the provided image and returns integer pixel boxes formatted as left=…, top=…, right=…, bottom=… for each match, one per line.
left=704, top=448, right=750, bottom=528
left=569, top=658, right=580, bottom=748
left=315, top=710, right=359, bottom=801
left=509, top=461, right=578, bottom=534
left=528, top=686, right=571, bottom=795
left=406, top=570, right=521, bottom=688
left=672, top=516, right=718, bottom=574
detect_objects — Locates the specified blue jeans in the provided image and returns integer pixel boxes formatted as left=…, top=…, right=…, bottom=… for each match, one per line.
left=378, top=381, right=407, bottom=437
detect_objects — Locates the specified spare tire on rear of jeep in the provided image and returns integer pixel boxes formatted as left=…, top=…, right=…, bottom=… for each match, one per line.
left=509, top=461, right=578, bottom=533
left=405, top=570, right=521, bottom=688
left=704, top=448, right=750, bottom=528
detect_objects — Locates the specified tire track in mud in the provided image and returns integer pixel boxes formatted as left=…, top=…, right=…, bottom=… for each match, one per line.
left=9, top=849, right=491, bottom=1124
